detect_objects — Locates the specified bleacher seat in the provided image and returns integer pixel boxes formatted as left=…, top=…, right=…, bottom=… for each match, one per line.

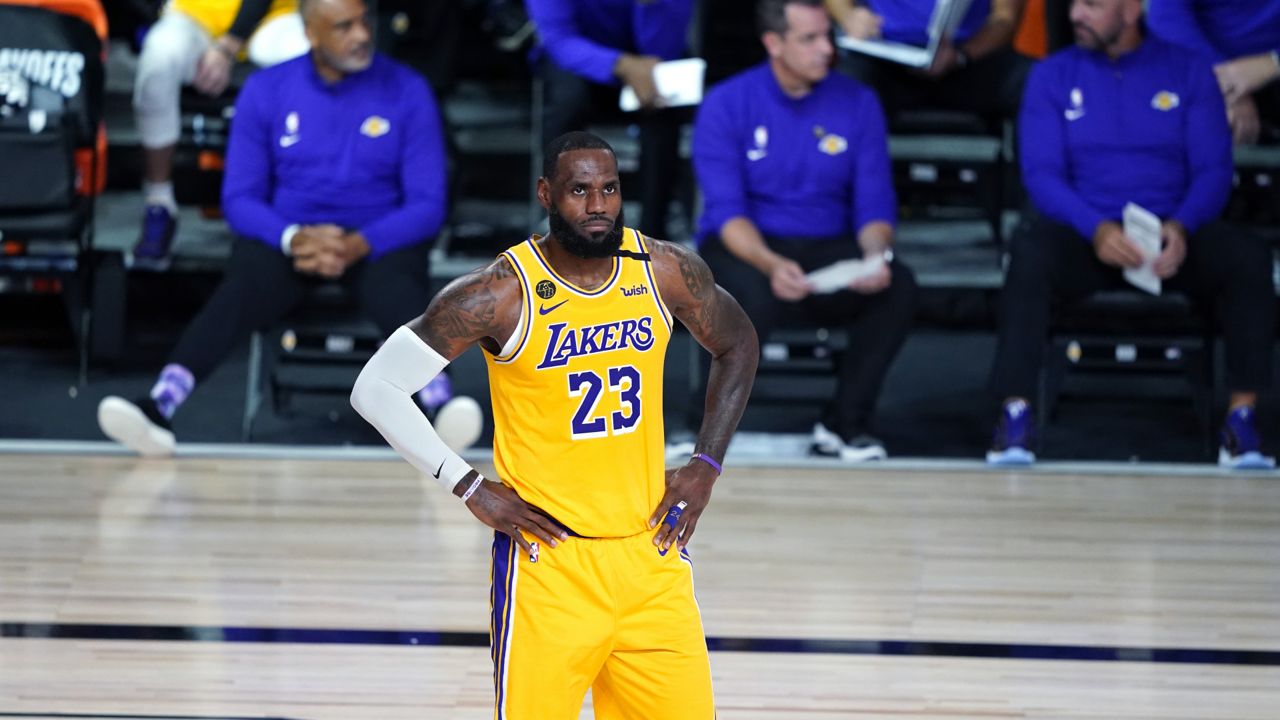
left=687, top=325, right=848, bottom=408
left=888, top=109, right=1009, bottom=250
left=1038, top=290, right=1218, bottom=455
left=242, top=283, right=381, bottom=440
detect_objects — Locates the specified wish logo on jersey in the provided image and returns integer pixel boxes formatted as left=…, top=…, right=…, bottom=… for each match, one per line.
left=536, top=316, right=655, bottom=370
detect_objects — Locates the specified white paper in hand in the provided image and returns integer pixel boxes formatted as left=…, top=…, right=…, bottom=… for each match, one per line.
left=1122, top=202, right=1162, bottom=295
left=805, top=252, right=890, bottom=294
left=619, top=58, right=706, bottom=112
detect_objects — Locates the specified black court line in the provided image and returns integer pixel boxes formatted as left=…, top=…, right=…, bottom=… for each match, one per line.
left=4, top=621, right=1279, bottom=667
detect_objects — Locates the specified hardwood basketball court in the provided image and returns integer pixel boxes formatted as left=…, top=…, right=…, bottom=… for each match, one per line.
left=2, top=445, right=1277, bottom=718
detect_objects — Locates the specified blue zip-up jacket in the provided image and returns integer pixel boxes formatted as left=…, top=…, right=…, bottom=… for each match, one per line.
left=693, top=63, right=896, bottom=243
left=222, top=53, right=447, bottom=258
left=869, top=0, right=989, bottom=46
left=526, top=0, right=694, bottom=84
left=1147, top=0, right=1280, bottom=62
left=1019, top=36, right=1231, bottom=240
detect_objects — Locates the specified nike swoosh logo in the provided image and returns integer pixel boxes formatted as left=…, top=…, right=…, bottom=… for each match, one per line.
left=431, top=459, right=445, bottom=479
left=538, top=299, right=569, bottom=315
left=279, top=135, right=300, bottom=147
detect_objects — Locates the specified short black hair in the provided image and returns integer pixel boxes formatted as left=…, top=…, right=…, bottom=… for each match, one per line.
left=756, top=0, right=824, bottom=36
left=543, top=131, right=617, bottom=182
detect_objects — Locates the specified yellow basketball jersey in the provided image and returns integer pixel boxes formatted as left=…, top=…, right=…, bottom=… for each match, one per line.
left=485, top=229, right=673, bottom=538
left=169, top=0, right=297, bottom=39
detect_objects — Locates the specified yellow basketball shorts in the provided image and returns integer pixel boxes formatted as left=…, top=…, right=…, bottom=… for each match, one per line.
left=489, top=528, right=715, bottom=719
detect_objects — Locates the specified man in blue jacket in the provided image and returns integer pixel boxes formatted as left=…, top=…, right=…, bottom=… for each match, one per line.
left=825, top=0, right=1033, bottom=123
left=97, top=0, right=480, bottom=456
left=1148, top=0, right=1280, bottom=144
left=693, top=0, right=917, bottom=461
left=987, top=0, right=1275, bottom=468
left=526, top=0, right=694, bottom=241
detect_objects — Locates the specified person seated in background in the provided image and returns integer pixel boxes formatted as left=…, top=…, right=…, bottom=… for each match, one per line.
left=987, top=0, right=1275, bottom=469
left=132, top=0, right=309, bottom=269
left=692, top=0, right=918, bottom=461
left=525, top=0, right=695, bottom=241
left=1147, top=0, right=1280, bottom=145
left=825, top=0, right=1033, bottom=123
left=98, top=0, right=481, bottom=457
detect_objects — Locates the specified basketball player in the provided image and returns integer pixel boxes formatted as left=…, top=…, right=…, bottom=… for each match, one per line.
left=350, top=131, right=759, bottom=718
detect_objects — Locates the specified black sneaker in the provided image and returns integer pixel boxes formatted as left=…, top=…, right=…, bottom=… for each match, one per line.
left=97, top=395, right=175, bottom=456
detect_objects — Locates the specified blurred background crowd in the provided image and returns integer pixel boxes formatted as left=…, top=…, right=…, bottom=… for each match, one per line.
left=1, top=0, right=1277, bottom=467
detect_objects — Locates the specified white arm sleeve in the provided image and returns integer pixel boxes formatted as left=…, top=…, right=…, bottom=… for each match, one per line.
left=350, top=326, right=476, bottom=492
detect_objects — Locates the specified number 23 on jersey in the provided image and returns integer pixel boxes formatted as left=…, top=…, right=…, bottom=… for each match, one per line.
left=568, top=365, right=641, bottom=439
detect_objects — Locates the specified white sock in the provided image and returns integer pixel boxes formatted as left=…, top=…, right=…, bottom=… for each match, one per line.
left=143, top=182, right=178, bottom=215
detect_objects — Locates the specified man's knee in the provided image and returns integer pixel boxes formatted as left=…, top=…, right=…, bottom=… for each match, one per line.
left=1004, top=221, right=1064, bottom=289
left=539, top=65, right=591, bottom=139
left=1193, top=223, right=1274, bottom=290
left=133, top=55, right=191, bottom=124
left=887, top=260, right=918, bottom=303
left=702, top=241, right=766, bottom=302
left=221, top=239, right=295, bottom=287
left=355, top=249, right=432, bottom=327
left=1227, top=229, right=1273, bottom=276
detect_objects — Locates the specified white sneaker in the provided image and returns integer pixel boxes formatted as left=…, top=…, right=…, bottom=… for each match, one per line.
left=97, top=396, right=175, bottom=457
left=811, top=422, right=843, bottom=455
left=435, top=395, right=484, bottom=453
left=986, top=446, right=1036, bottom=466
left=1217, top=447, right=1276, bottom=470
left=810, top=422, right=887, bottom=462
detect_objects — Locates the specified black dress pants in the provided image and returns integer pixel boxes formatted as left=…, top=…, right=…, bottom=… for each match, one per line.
left=168, top=238, right=433, bottom=383
left=989, top=216, right=1275, bottom=400
left=700, top=235, right=917, bottom=439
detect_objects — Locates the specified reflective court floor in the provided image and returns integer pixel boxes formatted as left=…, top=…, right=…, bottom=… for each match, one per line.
left=2, top=445, right=1278, bottom=718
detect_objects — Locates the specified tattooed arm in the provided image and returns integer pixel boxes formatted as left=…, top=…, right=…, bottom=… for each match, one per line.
left=356, top=256, right=569, bottom=553
left=646, top=240, right=759, bottom=551
left=405, top=255, right=522, bottom=359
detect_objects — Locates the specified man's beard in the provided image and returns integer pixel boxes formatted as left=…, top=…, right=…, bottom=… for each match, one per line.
left=548, top=204, right=626, bottom=259
left=318, top=43, right=374, bottom=75
left=1072, top=22, right=1116, bottom=51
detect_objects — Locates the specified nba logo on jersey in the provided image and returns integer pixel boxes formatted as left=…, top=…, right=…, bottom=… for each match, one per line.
left=528, top=542, right=539, bottom=564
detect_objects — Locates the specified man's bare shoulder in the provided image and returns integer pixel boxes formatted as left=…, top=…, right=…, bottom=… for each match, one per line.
left=418, top=255, right=523, bottom=354
left=646, top=238, right=715, bottom=307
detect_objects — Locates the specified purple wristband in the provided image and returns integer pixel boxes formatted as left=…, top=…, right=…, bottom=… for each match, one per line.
left=691, top=453, right=722, bottom=475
